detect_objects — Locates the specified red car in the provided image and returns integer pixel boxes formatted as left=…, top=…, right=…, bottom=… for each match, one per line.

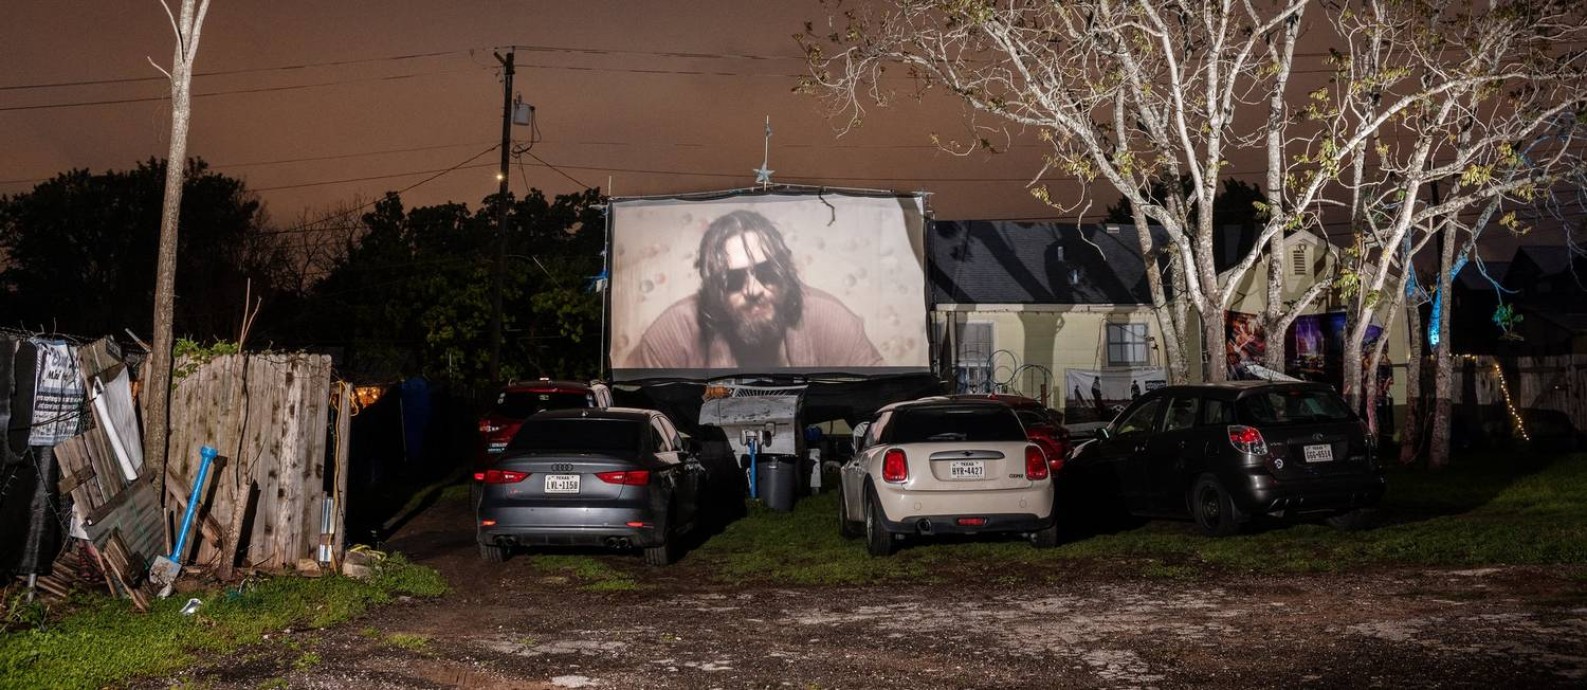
left=948, top=394, right=1071, bottom=473
left=477, top=379, right=611, bottom=468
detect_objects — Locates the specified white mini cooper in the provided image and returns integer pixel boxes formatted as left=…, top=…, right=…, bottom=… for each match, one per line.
left=838, top=397, right=1057, bottom=556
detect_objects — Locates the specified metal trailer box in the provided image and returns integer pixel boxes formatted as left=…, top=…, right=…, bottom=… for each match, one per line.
left=698, top=395, right=801, bottom=457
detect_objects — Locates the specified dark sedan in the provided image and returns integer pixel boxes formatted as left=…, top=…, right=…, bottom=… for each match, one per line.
left=1067, top=381, right=1385, bottom=536
left=475, top=407, right=705, bottom=565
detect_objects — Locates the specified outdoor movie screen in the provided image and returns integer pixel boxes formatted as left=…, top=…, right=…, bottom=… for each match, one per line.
left=608, top=192, right=929, bottom=382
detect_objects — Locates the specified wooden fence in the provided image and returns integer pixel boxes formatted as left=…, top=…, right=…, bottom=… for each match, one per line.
left=165, top=353, right=345, bottom=573
left=1452, top=353, right=1587, bottom=440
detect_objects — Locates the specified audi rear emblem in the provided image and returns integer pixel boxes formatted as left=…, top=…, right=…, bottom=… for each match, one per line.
left=552, top=463, right=574, bottom=473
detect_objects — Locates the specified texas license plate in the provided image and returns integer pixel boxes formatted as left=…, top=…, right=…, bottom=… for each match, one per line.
left=949, top=460, right=985, bottom=479
left=544, top=474, right=580, bottom=493
left=1303, top=444, right=1334, bottom=463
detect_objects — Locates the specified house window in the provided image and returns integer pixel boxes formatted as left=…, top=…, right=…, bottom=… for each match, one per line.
left=1106, top=323, right=1149, bottom=366
left=955, top=322, right=994, bottom=393
left=1291, top=247, right=1307, bottom=276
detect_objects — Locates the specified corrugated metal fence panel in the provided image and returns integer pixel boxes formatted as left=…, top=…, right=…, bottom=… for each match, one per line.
left=82, top=476, right=163, bottom=573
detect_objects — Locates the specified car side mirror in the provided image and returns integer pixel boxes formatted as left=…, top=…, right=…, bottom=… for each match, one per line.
left=1094, top=427, right=1112, bottom=441
left=851, top=421, right=871, bottom=450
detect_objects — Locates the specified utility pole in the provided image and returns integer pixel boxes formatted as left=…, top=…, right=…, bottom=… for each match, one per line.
left=489, top=49, right=515, bottom=384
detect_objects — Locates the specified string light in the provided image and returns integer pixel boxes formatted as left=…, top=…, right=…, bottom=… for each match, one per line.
left=1455, top=354, right=1530, bottom=442
left=1486, top=356, right=1530, bottom=442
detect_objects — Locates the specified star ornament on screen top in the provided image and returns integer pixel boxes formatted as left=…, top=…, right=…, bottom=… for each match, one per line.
left=754, top=116, right=774, bottom=187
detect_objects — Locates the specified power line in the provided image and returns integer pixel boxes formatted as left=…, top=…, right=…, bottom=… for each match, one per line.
left=517, top=149, right=589, bottom=189
left=0, top=50, right=470, bottom=92
left=0, top=68, right=475, bottom=113
left=256, top=144, right=499, bottom=235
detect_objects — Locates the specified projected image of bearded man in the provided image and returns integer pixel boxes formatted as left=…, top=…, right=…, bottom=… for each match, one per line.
left=625, top=210, right=883, bottom=371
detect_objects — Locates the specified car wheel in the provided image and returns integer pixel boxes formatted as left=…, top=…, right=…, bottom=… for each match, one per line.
left=646, top=505, right=678, bottom=566
left=837, top=489, right=862, bottom=540
left=1190, top=473, right=1244, bottom=537
left=864, top=490, right=896, bottom=557
left=1325, top=508, right=1377, bottom=531
left=479, top=541, right=509, bottom=563
left=643, top=540, right=674, bottom=566
left=1030, top=520, right=1059, bottom=549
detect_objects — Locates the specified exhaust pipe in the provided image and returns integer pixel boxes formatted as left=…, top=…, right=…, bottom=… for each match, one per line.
left=917, top=519, right=933, bottom=535
left=604, top=537, right=632, bottom=549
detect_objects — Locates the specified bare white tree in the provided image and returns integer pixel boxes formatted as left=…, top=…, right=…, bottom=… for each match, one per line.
left=1320, top=0, right=1587, bottom=465
left=800, top=0, right=1587, bottom=404
left=143, top=0, right=213, bottom=483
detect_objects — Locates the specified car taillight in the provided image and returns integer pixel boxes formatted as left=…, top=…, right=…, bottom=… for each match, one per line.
left=882, top=448, right=908, bottom=483
left=1025, top=445, right=1049, bottom=481
left=1227, top=425, right=1268, bottom=455
left=479, top=421, right=502, bottom=434
left=596, top=470, right=651, bottom=486
left=475, top=469, right=529, bottom=484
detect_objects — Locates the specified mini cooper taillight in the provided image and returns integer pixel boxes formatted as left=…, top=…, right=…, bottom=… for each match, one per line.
left=474, top=469, right=529, bottom=484
left=882, top=448, right=909, bottom=483
left=1024, top=444, right=1049, bottom=481
left=1227, top=425, right=1269, bottom=455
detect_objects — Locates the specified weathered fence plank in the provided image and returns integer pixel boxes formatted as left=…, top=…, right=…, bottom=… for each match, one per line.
left=165, top=352, right=337, bottom=573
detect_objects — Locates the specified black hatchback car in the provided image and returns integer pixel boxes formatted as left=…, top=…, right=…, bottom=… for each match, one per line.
left=1066, top=381, right=1385, bottom=536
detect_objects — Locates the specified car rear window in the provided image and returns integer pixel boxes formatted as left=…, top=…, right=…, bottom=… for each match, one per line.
left=888, top=406, right=1026, bottom=443
left=494, top=391, right=591, bottom=419
left=1238, top=389, right=1353, bottom=425
left=507, top=418, right=640, bottom=453
left=1014, top=409, right=1052, bottom=429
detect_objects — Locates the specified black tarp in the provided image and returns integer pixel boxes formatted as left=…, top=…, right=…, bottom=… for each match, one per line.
left=0, top=337, right=72, bottom=578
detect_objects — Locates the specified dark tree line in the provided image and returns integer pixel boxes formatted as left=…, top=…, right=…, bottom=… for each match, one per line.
left=0, top=159, right=606, bottom=385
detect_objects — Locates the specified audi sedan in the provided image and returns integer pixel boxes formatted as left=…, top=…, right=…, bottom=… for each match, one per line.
left=1066, top=381, right=1386, bottom=536
left=838, top=397, right=1057, bottom=556
left=475, top=407, right=705, bottom=565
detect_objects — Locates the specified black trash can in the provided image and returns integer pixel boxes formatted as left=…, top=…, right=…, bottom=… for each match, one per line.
left=756, top=457, right=797, bottom=512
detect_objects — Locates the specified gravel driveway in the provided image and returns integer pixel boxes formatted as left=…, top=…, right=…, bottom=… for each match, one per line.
left=146, top=495, right=1587, bottom=690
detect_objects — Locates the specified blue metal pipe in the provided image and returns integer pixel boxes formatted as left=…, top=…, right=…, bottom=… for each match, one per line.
left=171, top=445, right=218, bottom=564
left=748, top=437, right=759, bottom=500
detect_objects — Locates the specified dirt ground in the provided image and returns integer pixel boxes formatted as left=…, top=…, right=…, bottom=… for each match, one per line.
left=142, top=495, right=1587, bottom=690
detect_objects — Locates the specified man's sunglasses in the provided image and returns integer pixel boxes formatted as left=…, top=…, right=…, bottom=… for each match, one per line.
left=722, top=261, right=781, bottom=292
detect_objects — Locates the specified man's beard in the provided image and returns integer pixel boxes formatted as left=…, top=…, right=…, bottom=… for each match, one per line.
left=727, top=295, right=789, bottom=351
left=726, top=299, right=787, bottom=350
left=698, top=279, right=804, bottom=363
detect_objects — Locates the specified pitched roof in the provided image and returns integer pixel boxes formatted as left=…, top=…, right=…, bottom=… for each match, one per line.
left=1516, top=245, right=1572, bottom=276
left=929, top=221, right=1169, bottom=305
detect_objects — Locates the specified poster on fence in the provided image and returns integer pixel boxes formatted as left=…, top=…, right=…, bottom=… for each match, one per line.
left=1062, top=367, right=1167, bottom=425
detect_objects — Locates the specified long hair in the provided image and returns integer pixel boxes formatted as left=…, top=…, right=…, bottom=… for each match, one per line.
left=695, top=210, right=803, bottom=343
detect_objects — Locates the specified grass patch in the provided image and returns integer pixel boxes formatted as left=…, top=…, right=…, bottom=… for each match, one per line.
left=691, top=452, right=1587, bottom=585
left=291, top=651, right=321, bottom=670
left=385, top=632, right=430, bottom=652
left=0, top=554, right=446, bottom=690
left=529, top=555, right=642, bottom=591
left=692, top=494, right=936, bottom=585
left=437, top=481, right=473, bottom=504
